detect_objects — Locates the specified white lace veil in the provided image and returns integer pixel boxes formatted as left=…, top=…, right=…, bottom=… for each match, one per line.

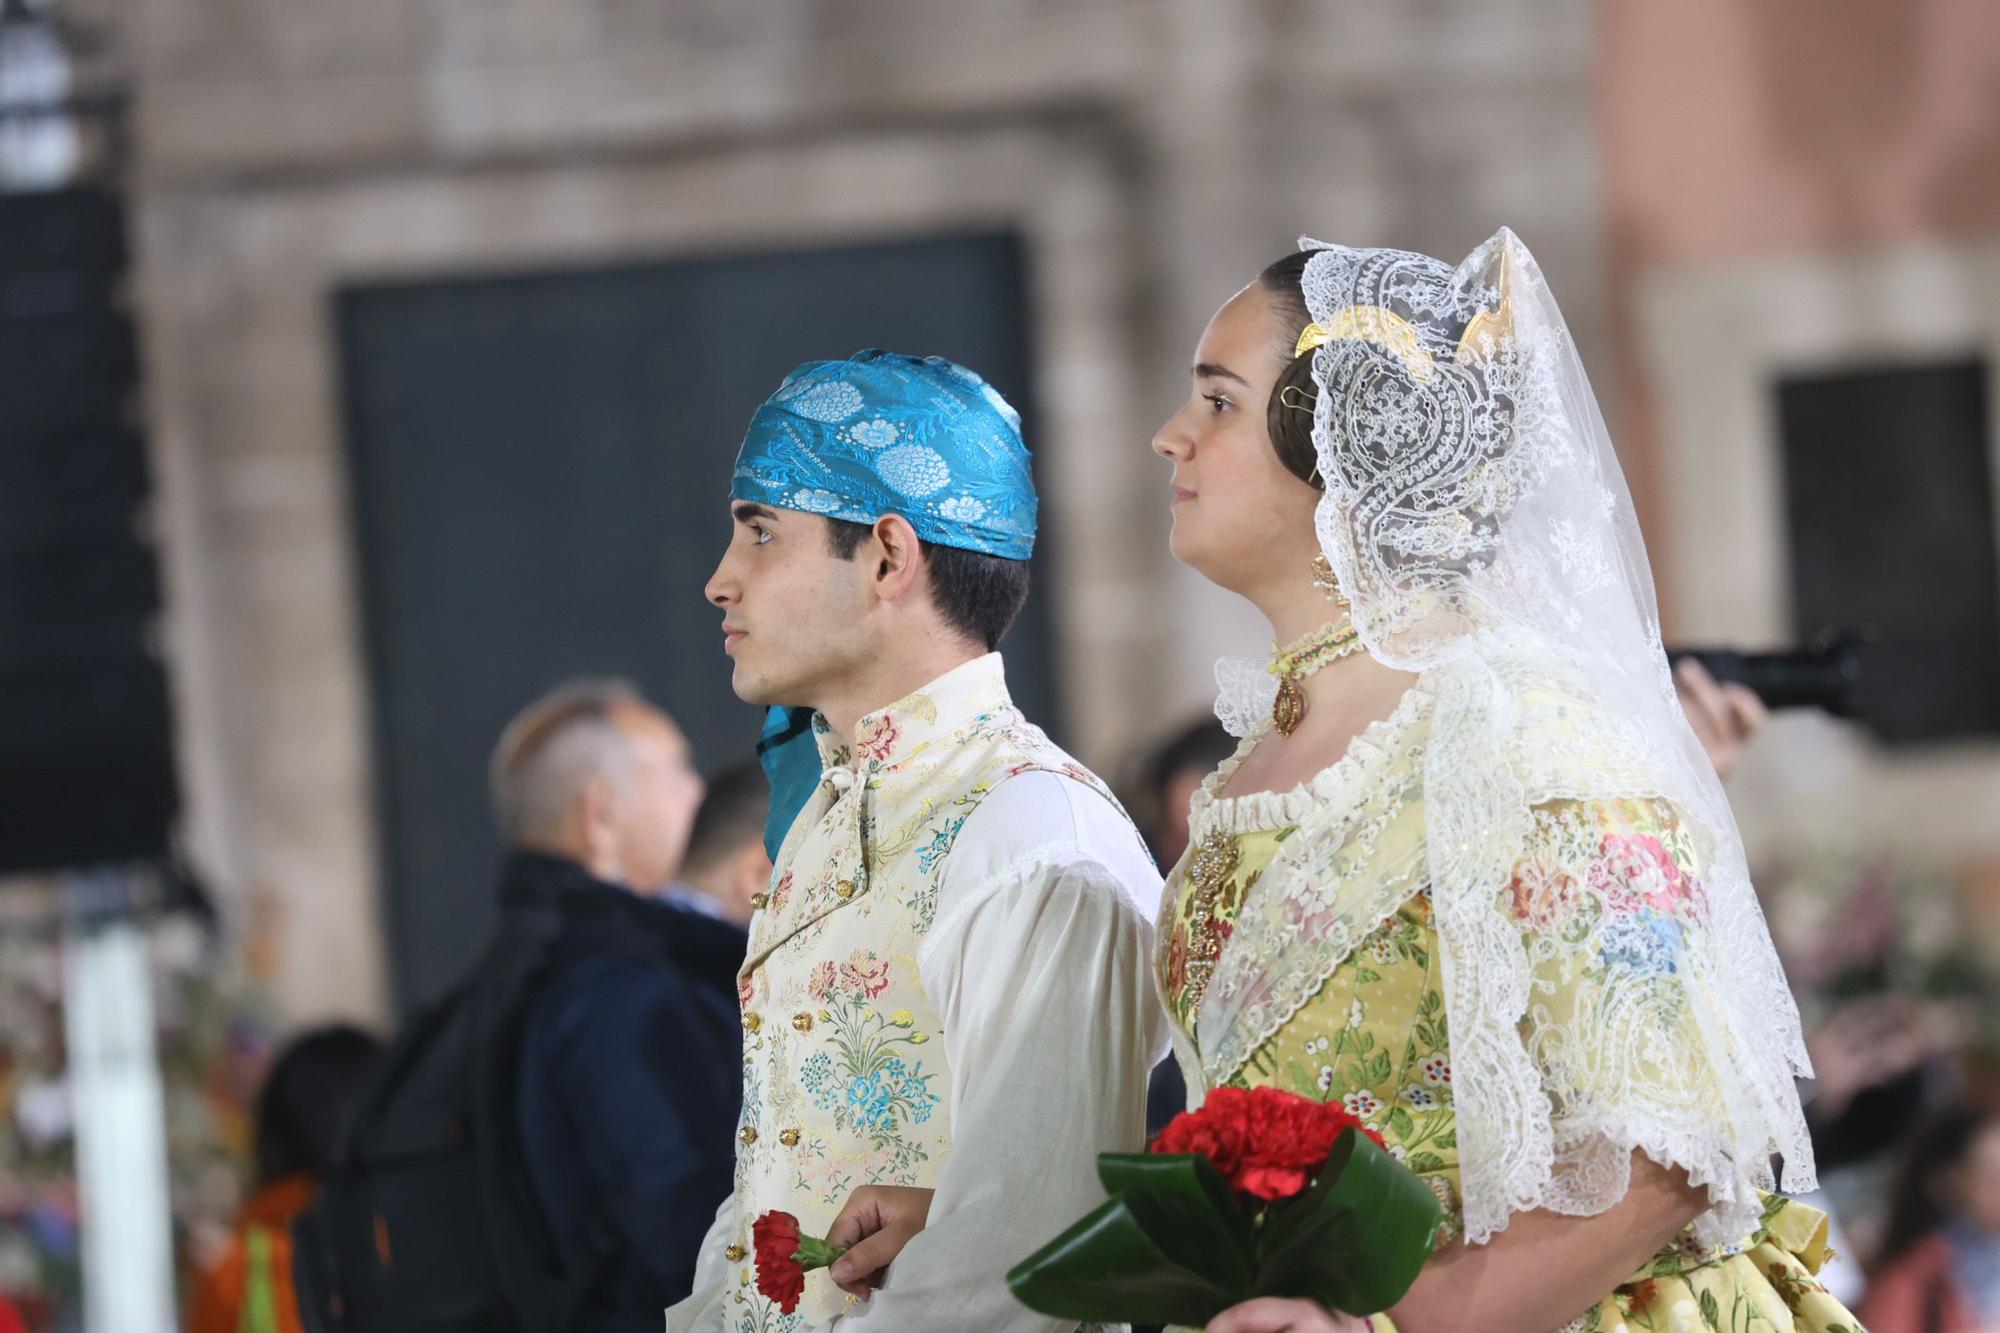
left=1234, top=229, right=1816, bottom=1245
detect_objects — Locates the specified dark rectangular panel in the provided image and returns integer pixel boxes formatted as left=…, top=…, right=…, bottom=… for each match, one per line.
left=0, top=187, right=176, bottom=873
left=1777, top=359, right=2000, bottom=743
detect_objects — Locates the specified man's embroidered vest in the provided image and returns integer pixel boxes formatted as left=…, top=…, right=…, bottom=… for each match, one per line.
left=722, top=655, right=1121, bottom=1330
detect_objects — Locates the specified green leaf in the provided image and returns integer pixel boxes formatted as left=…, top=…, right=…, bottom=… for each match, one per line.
left=1405, top=1151, right=1446, bottom=1174
left=1096, top=1155, right=1251, bottom=1248
left=1252, top=1130, right=1443, bottom=1314
left=1006, top=1195, right=1240, bottom=1326
left=1386, top=1107, right=1415, bottom=1139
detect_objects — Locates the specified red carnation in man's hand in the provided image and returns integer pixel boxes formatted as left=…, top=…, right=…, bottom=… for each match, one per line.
left=751, top=1209, right=847, bottom=1315
left=753, top=1211, right=807, bottom=1313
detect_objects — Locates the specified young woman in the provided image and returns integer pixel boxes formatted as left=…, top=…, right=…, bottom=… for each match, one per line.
left=1151, top=231, right=1857, bottom=1332
left=829, top=231, right=1863, bottom=1332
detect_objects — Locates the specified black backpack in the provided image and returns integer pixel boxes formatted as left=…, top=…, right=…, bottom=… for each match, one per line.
left=292, top=900, right=616, bottom=1333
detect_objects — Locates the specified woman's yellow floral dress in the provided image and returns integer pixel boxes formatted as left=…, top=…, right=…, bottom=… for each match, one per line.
left=1157, top=692, right=1863, bottom=1333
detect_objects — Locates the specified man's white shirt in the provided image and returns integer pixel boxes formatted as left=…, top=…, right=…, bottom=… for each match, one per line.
left=668, top=770, right=1167, bottom=1331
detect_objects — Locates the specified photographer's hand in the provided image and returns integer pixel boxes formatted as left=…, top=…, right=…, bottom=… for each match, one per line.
left=1675, top=658, right=1769, bottom=782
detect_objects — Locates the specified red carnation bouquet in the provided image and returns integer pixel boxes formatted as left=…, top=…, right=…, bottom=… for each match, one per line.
left=1008, top=1085, right=1441, bottom=1326
left=751, top=1210, right=846, bottom=1315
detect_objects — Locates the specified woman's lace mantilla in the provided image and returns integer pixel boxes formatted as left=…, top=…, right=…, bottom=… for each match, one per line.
left=1204, top=228, right=1816, bottom=1248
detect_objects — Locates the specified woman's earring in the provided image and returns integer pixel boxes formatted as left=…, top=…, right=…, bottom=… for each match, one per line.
left=1311, top=553, right=1346, bottom=606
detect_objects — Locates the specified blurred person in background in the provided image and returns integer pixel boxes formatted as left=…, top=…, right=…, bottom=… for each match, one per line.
left=663, top=760, right=772, bottom=929
left=495, top=681, right=751, bottom=1328
left=1135, top=715, right=1237, bottom=871
left=1860, top=1096, right=2000, bottom=1332
left=184, top=1024, right=383, bottom=1333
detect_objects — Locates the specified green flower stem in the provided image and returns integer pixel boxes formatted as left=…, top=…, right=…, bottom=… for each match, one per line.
left=794, top=1236, right=848, bottom=1271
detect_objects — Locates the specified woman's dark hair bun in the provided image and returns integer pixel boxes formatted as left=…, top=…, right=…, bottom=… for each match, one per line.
left=1258, top=251, right=1324, bottom=490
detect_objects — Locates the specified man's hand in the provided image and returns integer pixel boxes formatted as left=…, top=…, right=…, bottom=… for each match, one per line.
left=1675, top=658, right=1769, bottom=782
left=1205, top=1298, right=1372, bottom=1331
left=823, top=1185, right=934, bottom=1297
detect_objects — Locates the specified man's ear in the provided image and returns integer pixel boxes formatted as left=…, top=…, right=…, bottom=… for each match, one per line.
left=870, top=514, right=924, bottom=603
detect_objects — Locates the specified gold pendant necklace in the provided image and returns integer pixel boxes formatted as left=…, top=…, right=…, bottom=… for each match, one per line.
left=1269, top=619, right=1361, bottom=738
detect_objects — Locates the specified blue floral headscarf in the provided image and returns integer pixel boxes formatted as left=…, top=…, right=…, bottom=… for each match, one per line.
left=728, top=349, right=1037, bottom=560
left=733, top=351, right=1038, bottom=858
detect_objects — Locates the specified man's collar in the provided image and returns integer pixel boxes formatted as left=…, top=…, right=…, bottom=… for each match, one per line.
left=810, top=653, right=1011, bottom=773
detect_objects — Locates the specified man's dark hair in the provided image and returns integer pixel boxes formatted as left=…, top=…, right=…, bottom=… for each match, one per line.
left=824, top=517, right=1030, bottom=652
left=680, top=760, right=770, bottom=881
left=255, top=1024, right=385, bottom=1186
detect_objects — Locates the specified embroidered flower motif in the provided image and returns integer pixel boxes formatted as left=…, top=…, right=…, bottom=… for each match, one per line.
left=807, top=959, right=837, bottom=1001
left=770, top=871, right=795, bottom=913
left=849, top=418, right=898, bottom=449
left=1549, top=516, right=1615, bottom=593
left=838, top=951, right=892, bottom=998
left=1163, top=923, right=1190, bottom=998
left=880, top=1055, right=940, bottom=1125
left=790, top=381, right=864, bottom=423
left=1507, top=856, right=1580, bottom=932
left=1588, top=833, right=1694, bottom=917
left=845, top=1073, right=896, bottom=1129
left=788, top=488, right=844, bottom=514
left=1420, top=1055, right=1451, bottom=1087
left=1369, top=936, right=1399, bottom=965
left=853, top=715, right=901, bottom=764
left=1598, top=910, right=1683, bottom=975
left=1403, top=1085, right=1438, bottom=1110
left=937, top=495, right=987, bottom=522
left=738, top=973, right=756, bottom=1008
left=801, top=1052, right=837, bottom=1110
left=888, top=1009, right=915, bottom=1027
left=1342, top=1090, right=1382, bottom=1119
left=1316, top=1066, right=1337, bottom=1093
left=876, top=445, right=951, bottom=497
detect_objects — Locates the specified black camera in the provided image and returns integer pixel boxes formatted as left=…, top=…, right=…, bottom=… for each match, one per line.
left=1664, top=630, right=1866, bottom=718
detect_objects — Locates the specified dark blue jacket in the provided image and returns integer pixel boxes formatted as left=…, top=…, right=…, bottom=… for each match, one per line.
left=508, top=854, right=746, bottom=1331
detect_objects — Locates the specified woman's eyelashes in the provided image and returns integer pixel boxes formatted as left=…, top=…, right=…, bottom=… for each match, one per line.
left=1203, top=392, right=1235, bottom=415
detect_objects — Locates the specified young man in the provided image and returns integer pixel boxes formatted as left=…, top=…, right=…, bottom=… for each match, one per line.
left=669, top=351, right=1165, bottom=1332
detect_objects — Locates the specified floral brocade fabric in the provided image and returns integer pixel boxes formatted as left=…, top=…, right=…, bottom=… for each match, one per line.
left=1158, top=726, right=1865, bottom=1332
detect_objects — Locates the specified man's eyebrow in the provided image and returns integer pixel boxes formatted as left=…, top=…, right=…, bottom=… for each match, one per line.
left=1193, top=361, right=1249, bottom=386
left=731, top=501, right=779, bottom=524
